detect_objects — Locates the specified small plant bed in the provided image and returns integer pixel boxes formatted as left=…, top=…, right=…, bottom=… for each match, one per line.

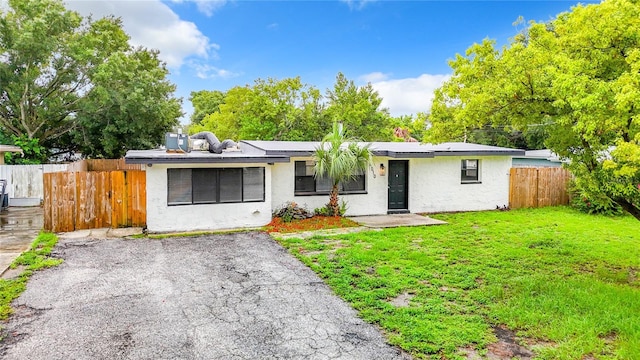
left=276, top=207, right=640, bottom=359
left=1, top=232, right=62, bottom=321
left=264, top=215, right=359, bottom=234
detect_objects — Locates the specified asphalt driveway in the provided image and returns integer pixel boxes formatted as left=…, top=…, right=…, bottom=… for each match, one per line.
left=0, top=232, right=410, bottom=360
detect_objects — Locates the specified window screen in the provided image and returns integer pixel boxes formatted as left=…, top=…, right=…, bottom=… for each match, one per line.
left=168, top=169, right=192, bottom=205
left=243, top=168, right=265, bottom=202
left=295, top=161, right=316, bottom=193
left=192, top=169, right=218, bottom=204
left=219, top=168, right=242, bottom=203
left=461, top=159, right=479, bottom=183
left=294, top=161, right=366, bottom=195
left=167, top=167, right=265, bottom=205
left=341, top=175, right=365, bottom=192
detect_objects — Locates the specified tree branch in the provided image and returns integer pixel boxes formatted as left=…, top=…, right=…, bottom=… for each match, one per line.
left=615, top=198, right=640, bottom=221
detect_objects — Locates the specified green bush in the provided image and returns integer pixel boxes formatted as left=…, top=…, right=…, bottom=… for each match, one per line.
left=314, top=200, right=348, bottom=217
left=569, top=180, right=623, bottom=216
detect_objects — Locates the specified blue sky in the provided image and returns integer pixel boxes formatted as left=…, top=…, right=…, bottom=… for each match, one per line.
left=63, top=0, right=595, bottom=121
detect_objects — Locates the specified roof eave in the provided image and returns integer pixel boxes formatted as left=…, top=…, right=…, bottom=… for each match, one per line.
left=434, top=150, right=525, bottom=157
left=125, top=156, right=291, bottom=165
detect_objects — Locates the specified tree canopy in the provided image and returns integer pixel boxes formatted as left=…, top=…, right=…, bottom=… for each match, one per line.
left=191, top=73, right=396, bottom=142
left=428, top=0, right=640, bottom=220
left=0, top=0, right=181, bottom=161
left=325, top=72, right=392, bottom=141
left=189, top=90, right=225, bottom=127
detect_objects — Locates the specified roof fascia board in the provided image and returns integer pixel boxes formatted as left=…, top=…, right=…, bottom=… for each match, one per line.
left=125, top=156, right=290, bottom=165
left=433, top=150, right=525, bottom=156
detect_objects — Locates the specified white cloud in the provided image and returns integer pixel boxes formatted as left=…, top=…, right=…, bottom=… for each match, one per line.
left=340, top=0, right=376, bottom=11
left=194, top=0, right=227, bottom=17
left=65, top=0, right=215, bottom=69
left=363, top=73, right=451, bottom=117
left=191, top=62, right=241, bottom=79
left=169, top=0, right=227, bottom=17
left=359, top=72, right=389, bottom=83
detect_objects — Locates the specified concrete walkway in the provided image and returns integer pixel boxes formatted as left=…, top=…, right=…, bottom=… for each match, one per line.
left=348, top=213, right=447, bottom=228
left=1, top=233, right=410, bottom=359
left=0, top=207, right=43, bottom=277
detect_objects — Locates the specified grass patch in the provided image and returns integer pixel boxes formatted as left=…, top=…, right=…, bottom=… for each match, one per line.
left=276, top=207, right=640, bottom=359
left=1, top=232, right=62, bottom=320
left=264, top=216, right=359, bottom=233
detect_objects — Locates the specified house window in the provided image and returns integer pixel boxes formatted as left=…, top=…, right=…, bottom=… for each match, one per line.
left=168, top=167, right=265, bottom=205
left=461, top=159, right=480, bottom=183
left=294, top=160, right=366, bottom=195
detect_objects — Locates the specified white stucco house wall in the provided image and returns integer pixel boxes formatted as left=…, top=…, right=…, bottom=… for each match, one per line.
left=125, top=141, right=524, bottom=233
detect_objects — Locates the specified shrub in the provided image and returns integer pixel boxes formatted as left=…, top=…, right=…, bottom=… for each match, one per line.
left=314, top=200, right=348, bottom=217
left=569, top=180, right=623, bottom=216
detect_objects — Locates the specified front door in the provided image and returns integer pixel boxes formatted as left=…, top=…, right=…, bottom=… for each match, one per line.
left=388, top=160, right=408, bottom=213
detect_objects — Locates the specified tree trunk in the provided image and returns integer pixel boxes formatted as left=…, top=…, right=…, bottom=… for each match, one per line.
left=329, top=184, right=340, bottom=216
left=615, top=198, right=640, bottom=221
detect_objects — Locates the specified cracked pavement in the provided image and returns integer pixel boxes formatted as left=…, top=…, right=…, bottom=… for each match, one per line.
left=0, top=232, right=411, bottom=359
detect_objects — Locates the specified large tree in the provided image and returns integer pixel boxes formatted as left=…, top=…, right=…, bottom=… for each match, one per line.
left=0, top=0, right=181, bottom=160
left=192, top=73, right=395, bottom=142
left=428, top=0, right=640, bottom=220
left=325, top=72, right=393, bottom=141
left=313, top=122, right=373, bottom=216
left=73, top=49, right=182, bottom=158
left=193, top=77, right=329, bottom=141
left=189, top=90, right=225, bottom=127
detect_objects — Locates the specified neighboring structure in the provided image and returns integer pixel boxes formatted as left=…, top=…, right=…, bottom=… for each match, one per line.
left=512, top=149, right=563, bottom=168
left=0, top=164, right=68, bottom=206
left=125, top=141, right=524, bottom=233
left=0, top=144, right=23, bottom=165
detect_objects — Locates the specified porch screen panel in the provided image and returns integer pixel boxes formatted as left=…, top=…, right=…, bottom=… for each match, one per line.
left=193, top=169, right=218, bottom=203
left=167, top=169, right=192, bottom=205
left=219, top=168, right=242, bottom=203
left=243, top=167, right=265, bottom=202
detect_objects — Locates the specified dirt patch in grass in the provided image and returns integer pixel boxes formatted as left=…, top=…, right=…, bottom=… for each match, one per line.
left=388, top=292, right=415, bottom=307
left=486, top=326, right=534, bottom=359
left=459, top=326, right=541, bottom=359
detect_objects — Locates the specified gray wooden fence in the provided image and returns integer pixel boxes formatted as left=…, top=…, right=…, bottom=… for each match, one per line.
left=0, top=164, right=68, bottom=206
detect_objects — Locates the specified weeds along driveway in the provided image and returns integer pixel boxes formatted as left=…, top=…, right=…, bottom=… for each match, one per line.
left=0, top=232, right=409, bottom=360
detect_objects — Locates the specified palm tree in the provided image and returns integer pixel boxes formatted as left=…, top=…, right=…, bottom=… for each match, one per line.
left=313, top=122, right=373, bottom=216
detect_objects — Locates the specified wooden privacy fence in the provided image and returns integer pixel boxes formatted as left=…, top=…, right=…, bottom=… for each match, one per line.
left=66, top=158, right=144, bottom=172
left=509, top=167, right=572, bottom=209
left=43, top=170, right=146, bottom=232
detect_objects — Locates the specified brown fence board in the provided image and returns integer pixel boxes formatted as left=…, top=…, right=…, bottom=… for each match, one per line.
left=129, top=171, right=146, bottom=227
left=43, top=173, right=52, bottom=231
left=43, top=170, right=146, bottom=232
left=111, top=171, right=126, bottom=228
left=87, top=158, right=143, bottom=171
left=67, top=159, right=143, bottom=172
left=510, top=167, right=571, bottom=209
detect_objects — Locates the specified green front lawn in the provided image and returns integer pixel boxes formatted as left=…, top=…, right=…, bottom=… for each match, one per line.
left=276, top=207, right=640, bottom=359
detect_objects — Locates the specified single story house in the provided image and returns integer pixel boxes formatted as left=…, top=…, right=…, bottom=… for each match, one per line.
left=512, top=149, right=563, bottom=168
left=125, top=141, right=525, bottom=233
